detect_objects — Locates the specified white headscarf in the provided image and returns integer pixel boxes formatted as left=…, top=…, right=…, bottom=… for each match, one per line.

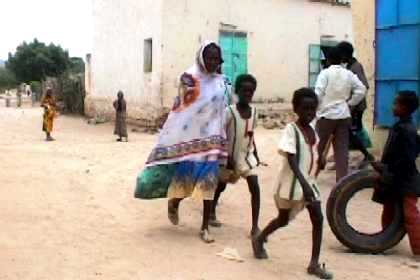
left=146, top=41, right=228, bottom=166
left=186, top=40, right=223, bottom=78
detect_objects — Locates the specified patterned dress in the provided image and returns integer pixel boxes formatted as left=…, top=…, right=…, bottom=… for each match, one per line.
left=146, top=41, right=231, bottom=201
left=42, top=96, right=56, bottom=133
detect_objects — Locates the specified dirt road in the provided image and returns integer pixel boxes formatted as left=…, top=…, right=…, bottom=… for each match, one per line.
left=0, top=104, right=419, bottom=279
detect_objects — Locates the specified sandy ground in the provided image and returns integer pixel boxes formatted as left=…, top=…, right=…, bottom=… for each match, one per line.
left=1, top=100, right=419, bottom=280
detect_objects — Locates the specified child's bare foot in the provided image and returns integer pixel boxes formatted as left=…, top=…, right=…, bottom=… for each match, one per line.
left=307, top=263, right=333, bottom=279
left=199, top=229, right=215, bottom=243
left=167, top=199, right=179, bottom=225
left=252, top=235, right=268, bottom=259
left=209, top=215, right=222, bottom=227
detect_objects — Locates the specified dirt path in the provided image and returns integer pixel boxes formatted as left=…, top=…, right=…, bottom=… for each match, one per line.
left=0, top=105, right=419, bottom=280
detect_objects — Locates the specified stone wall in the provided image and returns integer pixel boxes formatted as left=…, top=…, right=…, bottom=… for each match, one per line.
left=351, top=0, right=391, bottom=152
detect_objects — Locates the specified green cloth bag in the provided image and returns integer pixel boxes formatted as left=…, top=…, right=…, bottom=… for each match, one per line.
left=134, top=164, right=176, bottom=200
left=350, top=127, right=372, bottom=150
left=356, top=127, right=372, bottom=149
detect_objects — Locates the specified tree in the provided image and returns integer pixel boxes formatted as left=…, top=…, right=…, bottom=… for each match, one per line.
left=69, top=57, right=85, bottom=74
left=6, top=39, right=71, bottom=82
left=0, top=68, right=18, bottom=90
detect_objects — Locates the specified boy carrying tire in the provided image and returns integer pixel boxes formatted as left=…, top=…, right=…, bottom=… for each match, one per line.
left=371, top=91, right=420, bottom=260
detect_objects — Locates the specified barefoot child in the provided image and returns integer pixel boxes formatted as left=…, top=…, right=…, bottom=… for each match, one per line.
left=210, top=74, right=264, bottom=237
left=372, top=91, right=420, bottom=260
left=253, top=88, right=333, bottom=279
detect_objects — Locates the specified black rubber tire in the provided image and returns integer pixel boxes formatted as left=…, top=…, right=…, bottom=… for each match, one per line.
left=326, top=169, right=406, bottom=254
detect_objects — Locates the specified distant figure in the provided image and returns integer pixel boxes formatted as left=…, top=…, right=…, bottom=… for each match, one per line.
left=113, top=91, right=128, bottom=142
left=16, top=88, right=22, bottom=108
left=31, top=91, right=37, bottom=106
left=41, top=89, right=56, bottom=141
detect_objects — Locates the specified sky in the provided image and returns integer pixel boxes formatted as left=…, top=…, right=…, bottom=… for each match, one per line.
left=0, top=0, right=92, bottom=61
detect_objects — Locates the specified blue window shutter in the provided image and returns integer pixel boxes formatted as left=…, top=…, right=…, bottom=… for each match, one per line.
left=309, top=44, right=321, bottom=88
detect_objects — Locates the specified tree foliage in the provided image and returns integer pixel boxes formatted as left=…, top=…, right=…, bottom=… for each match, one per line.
left=0, top=68, right=18, bottom=90
left=6, top=39, right=72, bottom=82
left=69, top=57, right=85, bottom=74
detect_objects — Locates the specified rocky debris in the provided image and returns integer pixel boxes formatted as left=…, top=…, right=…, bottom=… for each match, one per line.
left=131, top=127, right=158, bottom=134
left=258, top=103, right=297, bottom=130
left=156, top=111, right=169, bottom=129
left=87, top=116, right=108, bottom=125
left=262, top=117, right=279, bottom=129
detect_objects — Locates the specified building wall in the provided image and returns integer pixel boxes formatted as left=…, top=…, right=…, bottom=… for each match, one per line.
left=87, top=0, right=163, bottom=122
left=351, top=0, right=390, bottom=152
left=161, top=0, right=353, bottom=108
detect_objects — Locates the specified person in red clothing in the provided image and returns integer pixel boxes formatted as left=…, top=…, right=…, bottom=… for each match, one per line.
left=372, top=91, right=420, bottom=260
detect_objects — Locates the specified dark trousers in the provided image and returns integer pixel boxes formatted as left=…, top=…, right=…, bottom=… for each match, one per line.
left=316, top=118, right=351, bottom=182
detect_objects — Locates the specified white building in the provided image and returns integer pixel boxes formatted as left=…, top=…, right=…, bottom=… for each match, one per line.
left=86, top=0, right=353, bottom=123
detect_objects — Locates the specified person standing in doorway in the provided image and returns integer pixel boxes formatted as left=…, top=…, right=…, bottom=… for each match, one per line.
left=113, top=91, right=128, bottom=142
left=315, top=47, right=366, bottom=182
left=337, top=41, right=374, bottom=168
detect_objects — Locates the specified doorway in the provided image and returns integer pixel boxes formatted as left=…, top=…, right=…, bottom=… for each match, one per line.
left=219, top=31, right=248, bottom=85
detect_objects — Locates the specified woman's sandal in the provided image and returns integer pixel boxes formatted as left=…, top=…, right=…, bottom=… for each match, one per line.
left=167, top=200, right=179, bottom=225
left=251, top=236, right=268, bottom=259
left=199, top=229, right=215, bottom=243
left=307, top=263, right=333, bottom=279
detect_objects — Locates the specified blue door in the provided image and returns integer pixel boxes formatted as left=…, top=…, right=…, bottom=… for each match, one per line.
left=375, top=0, right=420, bottom=127
left=308, top=44, right=321, bottom=88
left=219, top=31, right=248, bottom=85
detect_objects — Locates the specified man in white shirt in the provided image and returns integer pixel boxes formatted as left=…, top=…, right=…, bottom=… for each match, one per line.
left=315, top=46, right=366, bottom=182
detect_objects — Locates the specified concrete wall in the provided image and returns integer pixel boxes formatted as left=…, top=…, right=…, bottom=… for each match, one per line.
left=161, top=0, right=353, bottom=108
left=87, top=0, right=163, bottom=122
left=351, top=0, right=390, bottom=152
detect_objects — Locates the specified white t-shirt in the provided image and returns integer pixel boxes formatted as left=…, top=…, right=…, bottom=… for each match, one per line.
left=315, top=65, right=366, bottom=120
